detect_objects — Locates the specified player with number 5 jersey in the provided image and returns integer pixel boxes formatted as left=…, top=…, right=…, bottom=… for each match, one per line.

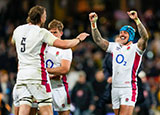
left=11, top=5, right=89, bottom=115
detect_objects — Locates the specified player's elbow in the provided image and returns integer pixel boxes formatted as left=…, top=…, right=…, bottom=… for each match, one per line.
left=144, top=31, right=149, bottom=40
left=61, top=67, right=70, bottom=74
left=62, top=43, right=70, bottom=49
left=146, top=34, right=149, bottom=40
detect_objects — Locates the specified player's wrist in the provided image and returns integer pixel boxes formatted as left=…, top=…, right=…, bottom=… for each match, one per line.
left=76, top=37, right=82, bottom=43
left=90, top=16, right=98, bottom=29
left=134, top=18, right=141, bottom=25
left=91, top=22, right=97, bottom=29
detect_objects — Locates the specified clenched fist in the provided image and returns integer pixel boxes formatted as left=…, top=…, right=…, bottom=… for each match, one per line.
left=89, top=12, right=98, bottom=23
left=127, top=10, right=138, bottom=20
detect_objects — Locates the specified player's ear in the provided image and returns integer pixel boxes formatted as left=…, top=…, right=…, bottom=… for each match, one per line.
left=61, top=31, right=63, bottom=36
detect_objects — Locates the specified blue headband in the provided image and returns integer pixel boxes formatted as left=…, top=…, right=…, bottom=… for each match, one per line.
left=120, top=25, right=135, bottom=42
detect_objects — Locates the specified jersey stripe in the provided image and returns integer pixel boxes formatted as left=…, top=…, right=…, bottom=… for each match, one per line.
left=62, top=75, right=71, bottom=104
left=40, top=43, right=51, bottom=92
left=131, top=52, right=140, bottom=102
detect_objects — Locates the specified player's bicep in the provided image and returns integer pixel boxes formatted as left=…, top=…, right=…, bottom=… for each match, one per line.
left=41, top=29, right=58, bottom=45
left=61, top=59, right=71, bottom=73
left=137, top=38, right=147, bottom=51
left=100, top=39, right=109, bottom=51
left=52, top=39, right=67, bottom=48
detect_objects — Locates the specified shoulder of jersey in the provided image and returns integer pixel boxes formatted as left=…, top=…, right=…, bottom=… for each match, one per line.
left=15, top=24, right=35, bottom=31
left=14, top=24, right=25, bottom=31
left=63, top=48, right=72, bottom=52
left=40, top=27, right=49, bottom=32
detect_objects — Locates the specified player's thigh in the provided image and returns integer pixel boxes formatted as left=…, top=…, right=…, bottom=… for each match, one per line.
left=31, top=84, right=53, bottom=115
left=120, top=105, right=134, bottom=115
left=52, top=87, right=70, bottom=111
left=112, top=88, right=120, bottom=109
left=39, top=105, right=53, bottom=115
left=14, top=106, right=19, bottom=115
left=120, top=88, right=137, bottom=106
left=27, top=83, right=53, bottom=107
left=16, top=84, right=33, bottom=106
left=58, top=110, right=70, bottom=115
left=113, top=109, right=119, bottom=115
left=19, top=104, right=31, bottom=115
left=13, top=84, right=20, bottom=107
left=119, top=88, right=137, bottom=115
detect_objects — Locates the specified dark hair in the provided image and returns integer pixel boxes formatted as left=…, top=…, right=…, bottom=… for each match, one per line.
left=48, top=19, right=64, bottom=32
left=26, top=5, right=46, bottom=25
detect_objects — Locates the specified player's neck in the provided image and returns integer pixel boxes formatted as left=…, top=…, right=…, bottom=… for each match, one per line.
left=123, top=41, right=132, bottom=46
left=28, top=23, right=41, bottom=27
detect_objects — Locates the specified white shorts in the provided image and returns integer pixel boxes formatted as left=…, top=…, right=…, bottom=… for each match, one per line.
left=52, top=86, right=70, bottom=111
left=112, top=87, right=138, bottom=109
left=12, top=85, right=38, bottom=108
left=15, top=83, right=52, bottom=107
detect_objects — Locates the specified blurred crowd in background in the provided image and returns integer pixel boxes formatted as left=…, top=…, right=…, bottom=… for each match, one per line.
left=0, top=0, right=160, bottom=115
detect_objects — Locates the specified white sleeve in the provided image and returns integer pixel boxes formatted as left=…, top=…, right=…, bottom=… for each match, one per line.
left=106, top=42, right=118, bottom=53
left=40, top=28, right=58, bottom=46
left=61, top=49, right=72, bottom=62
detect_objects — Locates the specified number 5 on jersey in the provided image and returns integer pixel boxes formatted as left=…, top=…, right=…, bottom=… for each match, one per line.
left=21, top=37, right=26, bottom=52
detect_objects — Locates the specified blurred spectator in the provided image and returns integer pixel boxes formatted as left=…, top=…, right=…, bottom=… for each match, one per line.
left=71, top=71, right=95, bottom=115
left=114, top=10, right=129, bottom=30
left=0, top=40, right=8, bottom=70
left=0, top=0, right=9, bottom=12
left=151, top=31, right=160, bottom=57
left=67, top=68, right=80, bottom=92
left=155, top=83, right=160, bottom=112
left=135, top=71, right=154, bottom=115
left=0, top=70, right=13, bottom=115
left=91, top=70, right=107, bottom=115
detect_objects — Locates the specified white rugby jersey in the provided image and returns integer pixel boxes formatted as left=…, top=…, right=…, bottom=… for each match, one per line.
left=107, top=42, right=144, bottom=88
left=45, top=46, right=72, bottom=89
left=12, top=24, right=57, bottom=84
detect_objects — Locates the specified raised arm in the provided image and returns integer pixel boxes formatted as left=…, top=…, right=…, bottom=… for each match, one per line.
left=127, top=11, right=149, bottom=51
left=89, top=12, right=109, bottom=51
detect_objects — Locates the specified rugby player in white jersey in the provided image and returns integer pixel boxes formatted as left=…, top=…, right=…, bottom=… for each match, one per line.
left=45, top=19, right=72, bottom=115
left=11, top=5, right=89, bottom=115
left=89, top=11, right=149, bottom=115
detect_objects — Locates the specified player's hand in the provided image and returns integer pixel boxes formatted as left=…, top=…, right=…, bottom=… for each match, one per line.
left=107, top=77, right=112, bottom=83
left=127, top=10, right=138, bottom=20
left=76, top=32, right=90, bottom=42
left=49, top=74, right=61, bottom=80
left=89, top=12, right=98, bottom=23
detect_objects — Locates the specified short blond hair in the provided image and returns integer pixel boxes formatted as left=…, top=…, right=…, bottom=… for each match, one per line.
left=48, top=19, right=64, bottom=32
